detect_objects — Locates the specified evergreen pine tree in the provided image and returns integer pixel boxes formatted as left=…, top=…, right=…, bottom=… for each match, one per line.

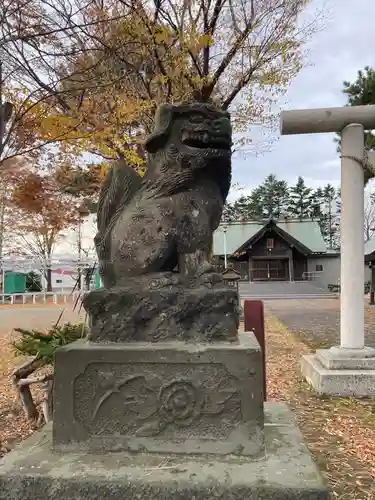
left=312, top=184, right=340, bottom=248
left=231, top=195, right=252, bottom=220
left=247, top=187, right=266, bottom=218
left=335, top=66, right=375, bottom=152
left=272, top=178, right=290, bottom=218
left=251, top=174, right=289, bottom=218
left=323, top=184, right=340, bottom=248
left=287, top=176, right=313, bottom=218
left=221, top=202, right=237, bottom=223
left=13, top=323, right=87, bottom=364
left=311, top=187, right=324, bottom=219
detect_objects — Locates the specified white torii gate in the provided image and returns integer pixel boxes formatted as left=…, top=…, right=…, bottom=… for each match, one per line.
left=280, top=105, right=375, bottom=396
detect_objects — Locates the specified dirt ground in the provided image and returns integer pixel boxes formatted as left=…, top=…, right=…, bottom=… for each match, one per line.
left=266, top=314, right=375, bottom=499
left=0, top=304, right=84, bottom=455
left=0, top=302, right=374, bottom=499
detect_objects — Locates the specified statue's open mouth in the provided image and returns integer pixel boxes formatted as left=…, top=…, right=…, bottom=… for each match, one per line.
left=182, top=133, right=231, bottom=151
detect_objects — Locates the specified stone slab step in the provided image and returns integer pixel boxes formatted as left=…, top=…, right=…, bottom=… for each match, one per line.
left=240, top=294, right=336, bottom=300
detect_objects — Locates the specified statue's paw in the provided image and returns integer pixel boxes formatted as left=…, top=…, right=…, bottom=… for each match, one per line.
left=148, top=272, right=181, bottom=289
left=196, top=272, right=223, bottom=289
left=196, top=261, right=215, bottom=277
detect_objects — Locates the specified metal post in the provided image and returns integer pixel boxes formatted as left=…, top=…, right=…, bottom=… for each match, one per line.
left=223, top=225, right=228, bottom=269
left=244, top=300, right=266, bottom=401
left=0, top=62, right=4, bottom=286
left=77, top=219, right=82, bottom=290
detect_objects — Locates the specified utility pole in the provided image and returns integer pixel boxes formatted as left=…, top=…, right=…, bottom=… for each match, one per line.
left=328, top=197, right=332, bottom=250
left=0, top=61, right=14, bottom=292
left=0, top=60, right=3, bottom=158
left=77, top=218, right=82, bottom=290
left=222, top=224, right=228, bottom=269
left=0, top=60, right=4, bottom=292
left=0, top=181, right=6, bottom=292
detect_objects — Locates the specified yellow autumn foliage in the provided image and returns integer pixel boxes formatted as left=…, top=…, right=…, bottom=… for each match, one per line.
left=1, top=0, right=319, bottom=166
left=30, top=8, right=225, bottom=163
left=0, top=86, right=53, bottom=163
left=38, top=94, right=151, bottom=165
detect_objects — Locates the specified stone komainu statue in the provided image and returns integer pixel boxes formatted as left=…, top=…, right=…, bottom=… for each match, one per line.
left=94, top=101, right=232, bottom=288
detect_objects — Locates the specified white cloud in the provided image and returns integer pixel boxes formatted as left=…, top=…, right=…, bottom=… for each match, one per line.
left=232, top=0, right=375, bottom=194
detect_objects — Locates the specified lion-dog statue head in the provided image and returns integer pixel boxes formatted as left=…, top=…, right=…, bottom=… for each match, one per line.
left=142, top=101, right=233, bottom=203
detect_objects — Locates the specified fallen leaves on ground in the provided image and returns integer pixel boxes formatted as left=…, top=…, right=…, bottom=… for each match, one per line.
left=1, top=309, right=375, bottom=500
left=0, top=305, right=83, bottom=457
left=266, top=315, right=375, bottom=499
left=0, top=328, right=43, bottom=457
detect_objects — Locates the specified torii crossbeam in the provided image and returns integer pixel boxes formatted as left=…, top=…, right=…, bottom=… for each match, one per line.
left=280, top=105, right=375, bottom=396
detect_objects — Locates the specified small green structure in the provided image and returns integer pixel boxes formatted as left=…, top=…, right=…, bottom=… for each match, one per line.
left=94, top=270, right=102, bottom=289
left=4, top=272, right=27, bottom=294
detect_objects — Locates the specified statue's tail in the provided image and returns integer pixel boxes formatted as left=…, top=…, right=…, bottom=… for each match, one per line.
left=95, top=160, right=142, bottom=287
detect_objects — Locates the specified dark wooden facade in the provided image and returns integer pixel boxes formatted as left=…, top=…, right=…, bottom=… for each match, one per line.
left=292, top=248, right=308, bottom=281
left=215, top=223, right=309, bottom=282
left=248, top=229, right=308, bottom=281
left=249, top=230, right=290, bottom=281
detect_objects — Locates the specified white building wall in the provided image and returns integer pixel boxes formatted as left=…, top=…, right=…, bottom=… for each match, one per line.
left=50, top=272, right=77, bottom=291
left=307, top=256, right=371, bottom=290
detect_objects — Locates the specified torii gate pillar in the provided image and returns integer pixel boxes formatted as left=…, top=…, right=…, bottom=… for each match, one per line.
left=281, top=105, right=375, bottom=396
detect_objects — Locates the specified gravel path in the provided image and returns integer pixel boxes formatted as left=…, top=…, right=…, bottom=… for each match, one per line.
left=0, top=305, right=84, bottom=336
left=264, top=298, right=375, bottom=349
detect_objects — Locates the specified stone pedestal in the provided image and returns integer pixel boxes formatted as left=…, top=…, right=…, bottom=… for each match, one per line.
left=53, top=334, right=264, bottom=457
left=0, top=403, right=328, bottom=500
left=301, top=346, right=375, bottom=396
left=0, top=331, right=329, bottom=499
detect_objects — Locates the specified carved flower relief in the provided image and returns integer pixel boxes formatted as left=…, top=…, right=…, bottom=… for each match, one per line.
left=97, top=371, right=117, bottom=390
left=158, top=381, right=202, bottom=425
left=134, top=377, right=239, bottom=437
left=89, top=373, right=239, bottom=437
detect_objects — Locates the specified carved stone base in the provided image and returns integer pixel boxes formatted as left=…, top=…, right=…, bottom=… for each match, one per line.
left=83, top=277, right=239, bottom=342
left=0, top=404, right=328, bottom=500
left=53, top=333, right=264, bottom=457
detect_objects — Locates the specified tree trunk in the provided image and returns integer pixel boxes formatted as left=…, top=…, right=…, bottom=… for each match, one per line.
left=41, top=379, right=53, bottom=423
left=11, top=356, right=42, bottom=421
left=85, top=269, right=91, bottom=290
left=46, top=267, right=52, bottom=292
left=19, top=385, right=39, bottom=420
left=77, top=268, right=82, bottom=290
left=0, top=179, right=6, bottom=291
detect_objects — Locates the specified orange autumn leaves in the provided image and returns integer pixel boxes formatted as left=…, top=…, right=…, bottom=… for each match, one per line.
left=10, top=170, right=83, bottom=236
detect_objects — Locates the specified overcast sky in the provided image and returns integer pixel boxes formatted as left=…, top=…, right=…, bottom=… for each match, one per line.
left=229, top=0, right=375, bottom=201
